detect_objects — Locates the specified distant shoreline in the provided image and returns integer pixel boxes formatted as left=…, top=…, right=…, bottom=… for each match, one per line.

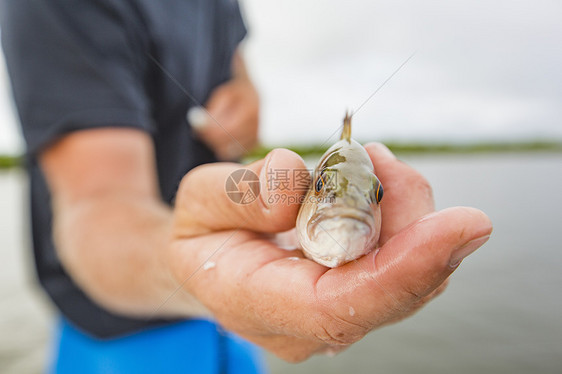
left=245, top=140, right=562, bottom=161
left=2, top=140, right=562, bottom=169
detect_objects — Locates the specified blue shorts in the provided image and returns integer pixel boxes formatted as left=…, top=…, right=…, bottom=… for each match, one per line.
left=49, top=318, right=267, bottom=374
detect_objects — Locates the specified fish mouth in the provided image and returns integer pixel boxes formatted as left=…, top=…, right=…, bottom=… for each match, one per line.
left=309, top=207, right=374, bottom=231
left=307, top=207, right=375, bottom=245
left=304, top=212, right=374, bottom=268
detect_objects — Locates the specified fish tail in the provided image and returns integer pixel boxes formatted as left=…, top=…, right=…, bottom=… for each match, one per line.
left=341, top=111, right=352, bottom=142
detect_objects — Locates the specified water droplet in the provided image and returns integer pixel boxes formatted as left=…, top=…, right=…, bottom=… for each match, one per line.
left=203, top=261, right=216, bottom=270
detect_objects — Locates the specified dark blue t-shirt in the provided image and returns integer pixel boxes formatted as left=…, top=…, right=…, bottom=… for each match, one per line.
left=1, top=0, right=246, bottom=338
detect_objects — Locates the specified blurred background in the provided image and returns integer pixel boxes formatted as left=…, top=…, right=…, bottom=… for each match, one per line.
left=1, top=0, right=561, bottom=372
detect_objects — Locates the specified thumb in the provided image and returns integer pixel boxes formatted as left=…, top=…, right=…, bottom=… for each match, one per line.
left=173, top=149, right=309, bottom=238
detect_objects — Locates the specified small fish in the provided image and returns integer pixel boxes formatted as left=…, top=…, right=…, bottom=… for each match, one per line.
left=296, top=113, right=383, bottom=267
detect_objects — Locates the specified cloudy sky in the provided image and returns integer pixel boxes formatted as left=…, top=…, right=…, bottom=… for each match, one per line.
left=1, top=0, right=561, bottom=153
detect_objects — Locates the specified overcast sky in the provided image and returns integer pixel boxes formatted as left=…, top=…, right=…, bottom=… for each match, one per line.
left=1, top=0, right=561, bottom=154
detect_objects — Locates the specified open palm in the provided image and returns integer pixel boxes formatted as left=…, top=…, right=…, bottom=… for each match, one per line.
left=168, top=143, right=492, bottom=362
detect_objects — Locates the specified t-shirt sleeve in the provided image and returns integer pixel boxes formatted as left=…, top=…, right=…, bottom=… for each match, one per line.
left=229, top=0, right=248, bottom=46
left=1, top=0, right=153, bottom=156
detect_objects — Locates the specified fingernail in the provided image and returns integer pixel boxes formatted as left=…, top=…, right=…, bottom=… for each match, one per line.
left=259, top=151, right=275, bottom=208
left=449, top=235, right=490, bottom=267
left=371, top=142, right=396, bottom=160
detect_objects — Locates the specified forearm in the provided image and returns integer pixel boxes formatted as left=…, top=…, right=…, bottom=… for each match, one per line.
left=53, top=192, right=210, bottom=319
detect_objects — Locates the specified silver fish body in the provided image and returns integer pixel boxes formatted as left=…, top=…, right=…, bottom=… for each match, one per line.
left=296, top=114, right=383, bottom=267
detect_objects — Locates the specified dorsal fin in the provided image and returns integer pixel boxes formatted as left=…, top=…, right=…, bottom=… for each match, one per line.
left=340, top=111, right=352, bottom=142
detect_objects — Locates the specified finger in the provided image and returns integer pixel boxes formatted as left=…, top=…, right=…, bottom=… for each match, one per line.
left=384, top=278, right=450, bottom=325
left=173, top=149, right=308, bottom=238
left=211, top=139, right=246, bottom=161
left=214, top=131, right=258, bottom=161
left=193, top=114, right=238, bottom=153
left=196, top=106, right=257, bottom=160
left=206, top=84, right=236, bottom=124
left=425, top=277, right=449, bottom=300
left=317, top=207, right=492, bottom=330
left=364, top=142, right=435, bottom=245
left=191, top=86, right=237, bottom=144
left=412, top=277, right=449, bottom=309
left=204, top=116, right=257, bottom=158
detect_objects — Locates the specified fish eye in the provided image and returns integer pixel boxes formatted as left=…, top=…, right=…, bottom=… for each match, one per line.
left=370, top=176, right=383, bottom=204
left=375, top=183, right=383, bottom=203
left=315, top=175, right=324, bottom=193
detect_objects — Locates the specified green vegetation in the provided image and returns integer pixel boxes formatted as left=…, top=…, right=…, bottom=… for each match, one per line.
left=0, top=154, right=23, bottom=169
left=1, top=140, right=561, bottom=170
left=245, top=140, right=562, bottom=161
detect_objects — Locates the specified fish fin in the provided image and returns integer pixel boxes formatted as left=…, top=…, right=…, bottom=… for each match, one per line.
left=340, top=111, right=352, bottom=142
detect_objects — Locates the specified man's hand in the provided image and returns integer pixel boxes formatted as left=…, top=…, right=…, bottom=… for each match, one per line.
left=192, top=52, right=259, bottom=161
left=169, top=143, right=493, bottom=362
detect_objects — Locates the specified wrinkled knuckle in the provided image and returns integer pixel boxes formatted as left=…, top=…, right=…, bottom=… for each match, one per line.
left=314, top=315, right=365, bottom=346
left=402, top=283, right=425, bottom=303
left=316, top=325, right=353, bottom=346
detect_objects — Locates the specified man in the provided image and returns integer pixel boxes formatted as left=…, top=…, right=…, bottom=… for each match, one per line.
left=1, top=0, right=492, bottom=372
